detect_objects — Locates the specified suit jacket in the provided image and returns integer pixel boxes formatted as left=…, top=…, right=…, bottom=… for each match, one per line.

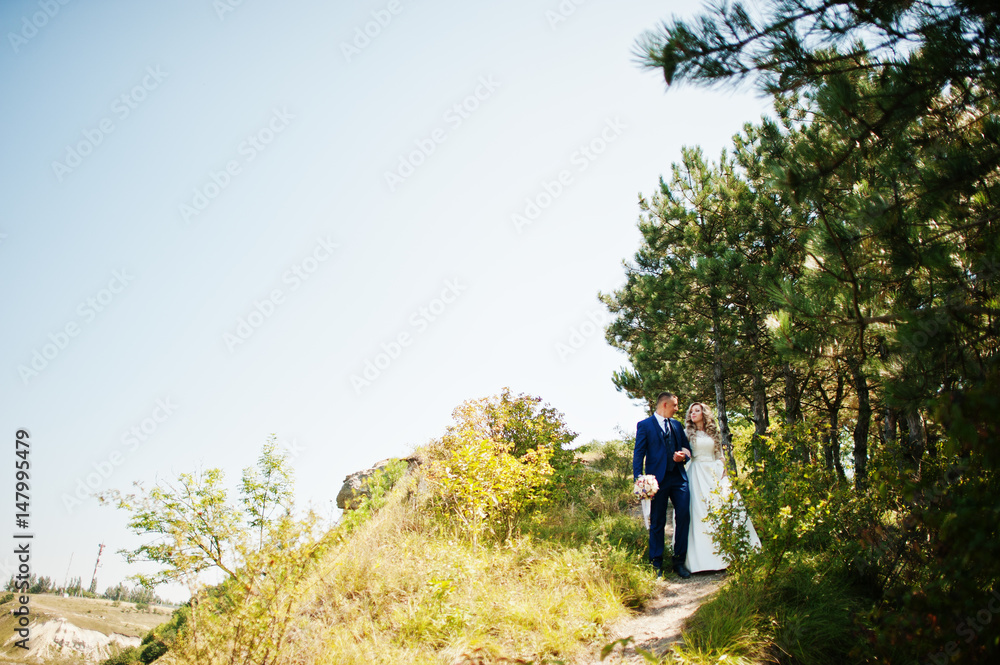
left=633, top=415, right=689, bottom=483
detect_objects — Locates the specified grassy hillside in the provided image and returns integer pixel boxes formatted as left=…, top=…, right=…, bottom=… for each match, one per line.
left=97, top=393, right=664, bottom=664
left=147, top=443, right=652, bottom=664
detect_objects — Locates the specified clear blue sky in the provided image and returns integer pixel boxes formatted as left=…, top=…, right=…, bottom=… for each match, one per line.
left=1, top=0, right=770, bottom=601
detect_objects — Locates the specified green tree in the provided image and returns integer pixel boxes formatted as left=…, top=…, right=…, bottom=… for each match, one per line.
left=602, top=142, right=800, bottom=468
left=101, top=438, right=325, bottom=665
left=633, top=2, right=1000, bottom=660
left=240, top=436, right=294, bottom=549
left=637, top=0, right=1000, bottom=414
left=104, top=466, right=242, bottom=585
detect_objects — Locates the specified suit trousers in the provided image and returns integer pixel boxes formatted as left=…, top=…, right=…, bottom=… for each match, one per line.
left=648, top=470, right=690, bottom=565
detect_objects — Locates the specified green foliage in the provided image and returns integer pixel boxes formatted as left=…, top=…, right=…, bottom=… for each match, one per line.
left=285, top=483, right=642, bottom=664
left=101, top=435, right=300, bottom=586
left=102, top=437, right=331, bottom=665
left=615, top=3, right=1000, bottom=660
left=102, top=646, right=140, bottom=665
left=727, top=423, right=841, bottom=571
left=240, top=437, right=294, bottom=548
left=103, top=581, right=168, bottom=605
left=424, top=389, right=573, bottom=541
left=99, top=605, right=189, bottom=665
left=432, top=387, right=578, bottom=462
left=531, top=436, right=649, bottom=560
left=102, top=465, right=242, bottom=584
left=427, top=431, right=554, bottom=542
left=176, top=522, right=326, bottom=664
left=858, top=455, right=1000, bottom=662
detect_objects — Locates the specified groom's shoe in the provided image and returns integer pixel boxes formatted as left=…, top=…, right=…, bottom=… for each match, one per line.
left=673, top=563, right=691, bottom=579
left=651, top=557, right=663, bottom=578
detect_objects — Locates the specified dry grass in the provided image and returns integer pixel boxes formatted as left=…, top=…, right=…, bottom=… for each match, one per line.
left=274, top=476, right=636, bottom=664
left=141, top=443, right=655, bottom=665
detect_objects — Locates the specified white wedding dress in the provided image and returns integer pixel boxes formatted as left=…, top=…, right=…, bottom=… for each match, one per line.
left=685, top=430, right=761, bottom=573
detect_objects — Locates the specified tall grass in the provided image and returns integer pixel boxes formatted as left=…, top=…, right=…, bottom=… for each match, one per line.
left=273, top=471, right=642, bottom=664
left=669, top=553, right=863, bottom=665
left=153, top=441, right=656, bottom=664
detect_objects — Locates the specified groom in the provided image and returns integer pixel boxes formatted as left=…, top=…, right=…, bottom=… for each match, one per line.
left=633, top=391, right=692, bottom=578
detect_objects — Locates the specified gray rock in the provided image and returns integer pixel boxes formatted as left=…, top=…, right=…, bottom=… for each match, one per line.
left=335, top=457, right=417, bottom=510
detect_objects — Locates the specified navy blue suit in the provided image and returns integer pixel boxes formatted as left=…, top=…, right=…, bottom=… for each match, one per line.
left=633, top=415, right=691, bottom=567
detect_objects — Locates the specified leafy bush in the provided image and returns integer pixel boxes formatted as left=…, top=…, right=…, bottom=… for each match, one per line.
left=427, top=435, right=554, bottom=541
left=423, top=389, right=573, bottom=541
left=98, top=605, right=189, bottom=665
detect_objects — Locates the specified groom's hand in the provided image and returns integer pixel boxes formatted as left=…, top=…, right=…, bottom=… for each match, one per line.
left=672, top=450, right=687, bottom=462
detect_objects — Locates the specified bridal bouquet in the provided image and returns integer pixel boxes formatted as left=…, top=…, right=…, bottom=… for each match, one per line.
left=633, top=474, right=658, bottom=500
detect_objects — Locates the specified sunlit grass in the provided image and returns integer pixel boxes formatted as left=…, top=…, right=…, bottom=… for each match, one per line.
left=259, top=468, right=650, bottom=664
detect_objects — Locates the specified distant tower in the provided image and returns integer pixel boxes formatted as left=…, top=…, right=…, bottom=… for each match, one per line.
left=89, top=543, right=104, bottom=594
left=63, top=551, right=74, bottom=589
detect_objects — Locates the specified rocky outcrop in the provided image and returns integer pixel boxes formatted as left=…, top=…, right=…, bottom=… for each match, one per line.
left=3, top=617, right=140, bottom=664
left=336, top=457, right=418, bottom=510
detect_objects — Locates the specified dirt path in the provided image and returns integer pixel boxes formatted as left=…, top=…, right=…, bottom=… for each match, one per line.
left=584, top=571, right=726, bottom=664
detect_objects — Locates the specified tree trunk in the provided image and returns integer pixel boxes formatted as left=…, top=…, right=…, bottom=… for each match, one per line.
left=742, top=307, right=769, bottom=465
left=882, top=407, right=898, bottom=448
left=751, top=369, right=769, bottom=464
left=878, top=338, right=897, bottom=452
left=827, top=404, right=846, bottom=481
left=905, top=408, right=926, bottom=469
left=817, top=372, right=846, bottom=480
left=783, top=362, right=809, bottom=461
left=783, top=362, right=802, bottom=425
left=847, top=356, right=870, bottom=490
left=711, top=305, right=737, bottom=474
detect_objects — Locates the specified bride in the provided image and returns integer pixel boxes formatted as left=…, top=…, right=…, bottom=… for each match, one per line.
left=683, top=402, right=761, bottom=573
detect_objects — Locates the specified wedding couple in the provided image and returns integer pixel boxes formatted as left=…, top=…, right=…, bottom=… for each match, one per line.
left=633, top=391, right=760, bottom=578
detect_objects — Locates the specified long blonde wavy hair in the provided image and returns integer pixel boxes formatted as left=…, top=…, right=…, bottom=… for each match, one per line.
left=685, top=402, right=722, bottom=460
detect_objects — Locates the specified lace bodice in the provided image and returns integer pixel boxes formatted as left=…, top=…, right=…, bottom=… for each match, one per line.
left=690, top=430, right=720, bottom=462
